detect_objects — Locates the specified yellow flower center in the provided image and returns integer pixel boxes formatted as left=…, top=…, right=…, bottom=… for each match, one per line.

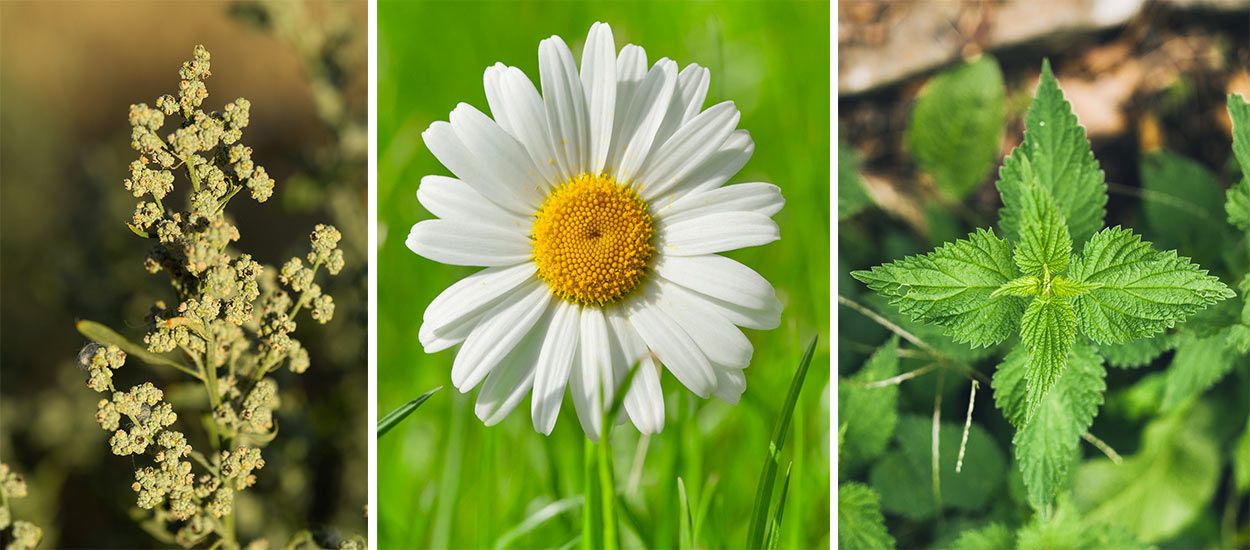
left=532, top=173, right=654, bottom=305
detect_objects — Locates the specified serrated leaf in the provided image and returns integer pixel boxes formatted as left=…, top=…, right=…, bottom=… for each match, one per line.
left=840, top=140, right=872, bottom=220
left=871, top=416, right=1006, bottom=519
left=997, top=59, right=1106, bottom=245
left=839, top=336, right=900, bottom=468
left=1049, top=276, right=1101, bottom=298
left=838, top=483, right=895, bottom=550
left=1011, top=179, right=1072, bottom=278
left=993, top=276, right=1042, bottom=298
left=1159, top=327, right=1243, bottom=411
left=994, top=342, right=1106, bottom=509
left=852, top=229, right=1026, bottom=348
left=1228, top=176, right=1250, bottom=231
left=1228, top=94, right=1250, bottom=230
left=1019, top=297, right=1077, bottom=419
left=908, top=56, right=1005, bottom=200
left=1096, top=334, right=1174, bottom=368
left=1074, top=403, right=1221, bottom=543
left=863, top=294, right=1000, bottom=362
left=1017, top=496, right=1153, bottom=550
left=1070, top=227, right=1234, bottom=344
left=1139, top=151, right=1228, bottom=265
left=951, top=523, right=1014, bottom=550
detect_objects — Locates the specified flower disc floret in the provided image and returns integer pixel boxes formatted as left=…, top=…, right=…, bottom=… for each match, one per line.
left=531, top=173, right=654, bottom=305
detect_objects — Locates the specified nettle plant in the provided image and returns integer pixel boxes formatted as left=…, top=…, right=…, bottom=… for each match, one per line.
left=76, top=46, right=348, bottom=548
left=851, top=61, right=1241, bottom=515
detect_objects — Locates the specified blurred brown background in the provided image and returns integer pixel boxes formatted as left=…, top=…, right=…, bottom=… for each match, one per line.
left=0, top=1, right=367, bottom=547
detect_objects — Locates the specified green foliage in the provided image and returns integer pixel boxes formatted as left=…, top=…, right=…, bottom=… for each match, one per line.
left=1010, top=180, right=1072, bottom=278
left=1074, top=404, right=1222, bottom=543
left=1228, top=94, right=1250, bottom=230
left=1096, top=334, right=1174, bottom=369
left=851, top=229, right=1025, bottom=349
left=1235, top=422, right=1250, bottom=495
left=377, top=387, right=442, bottom=438
left=1139, top=151, right=1228, bottom=265
left=839, top=140, right=872, bottom=220
left=1015, top=496, right=1152, bottom=550
left=1069, top=227, right=1234, bottom=345
left=907, top=56, right=1005, bottom=200
left=870, top=416, right=1005, bottom=520
left=838, top=336, right=899, bottom=468
left=993, top=342, right=1105, bottom=509
left=951, top=523, right=1014, bottom=550
left=1018, top=297, right=1077, bottom=420
left=838, top=483, right=895, bottom=550
left=1159, top=327, right=1243, bottom=411
left=997, top=60, right=1105, bottom=245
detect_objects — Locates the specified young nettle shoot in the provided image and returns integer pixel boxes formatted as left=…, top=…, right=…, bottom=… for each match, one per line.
left=852, top=61, right=1234, bottom=508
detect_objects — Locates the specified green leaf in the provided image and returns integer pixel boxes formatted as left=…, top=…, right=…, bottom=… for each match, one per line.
left=839, top=140, right=872, bottom=220
left=952, top=523, right=1014, bottom=550
left=1159, top=326, right=1244, bottom=411
left=1050, top=276, right=1102, bottom=298
left=1096, top=334, right=1174, bottom=369
left=1139, top=151, right=1228, bottom=265
left=377, top=386, right=442, bottom=437
left=76, top=320, right=201, bottom=380
left=993, top=342, right=1106, bottom=509
left=997, top=59, right=1106, bottom=245
left=907, top=56, right=1005, bottom=200
left=838, top=482, right=895, bottom=550
left=1010, top=179, right=1072, bottom=278
left=747, top=336, right=817, bottom=549
left=870, top=416, right=1006, bottom=519
left=1228, top=176, right=1250, bottom=232
left=1018, top=297, right=1077, bottom=419
left=838, top=336, right=900, bottom=468
left=1074, top=403, right=1221, bottom=543
left=993, top=276, right=1042, bottom=298
left=1017, top=496, right=1153, bottom=550
left=1070, top=227, right=1234, bottom=345
left=852, top=229, right=1026, bottom=348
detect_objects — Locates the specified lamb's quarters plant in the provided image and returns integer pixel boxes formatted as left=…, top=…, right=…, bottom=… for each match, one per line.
left=0, top=464, right=42, bottom=550
left=851, top=60, right=1237, bottom=518
left=74, top=46, right=359, bottom=549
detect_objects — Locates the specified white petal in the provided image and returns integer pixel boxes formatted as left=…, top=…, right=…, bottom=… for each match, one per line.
left=580, top=22, right=616, bottom=174
left=422, top=121, right=531, bottom=215
left=656, top=182, right=784, bottom=224
left=653, top=130, right=754, bottom=205
left=488, top=65, right=563, bottom=186
left=712, top=367, right=747, bottom=404
left=638, top=101, right=741, bottom=200
left=451, top=281, right=552, bottom=391
left=627, top=289, right=716, bottom=397
left=652, top=281, right=753, bottom=369
left=449, top=103, right=546, bottom=209
left=607, top=309, right=665, bottom=433
left=570, top=306, right=611, bottom=440
left=419, top=264, right=537, bottom=352
left=416, top=175, right=528, bottom=231
left=540, top=36, right=590, bottom=178
left=652, top=64, right=711, bottom=148
left=652, top=254, right=780, bottom=313
left=614, top=44, right=648, bottom=109
left=475, top=306, right=553, bottom=425
left=612, top=59, right=678, bottom=183
left=693, top=290, right=782, bottom=330
left=531, top=301, right=582, bottom=434
left=659, top=211, right=779, bottom=256
left=406, top=220, right=531, bottom=267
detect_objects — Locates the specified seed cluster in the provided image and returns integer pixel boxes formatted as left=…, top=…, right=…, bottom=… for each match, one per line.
left=531, top=174, right=654, bottom=305
left=0, top=463, right=42, bottom=550
left=80, top=45, right=346, bottom=548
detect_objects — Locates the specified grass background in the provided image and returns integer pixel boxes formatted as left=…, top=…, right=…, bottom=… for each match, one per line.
left=376, top=1, right=830, bottom=548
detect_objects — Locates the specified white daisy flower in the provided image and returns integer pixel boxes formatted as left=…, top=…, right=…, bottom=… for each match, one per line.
left=407, top=22, right=783, bottom=439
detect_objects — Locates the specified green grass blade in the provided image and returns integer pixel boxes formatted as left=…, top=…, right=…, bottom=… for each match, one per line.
left=747, top=335, right=819, bottom=548
left=764, top=462, right=793, bottom=550
left=377, top=386, right=442, bottom=438
left=76, top=320, right=201, bottom=380
left=492, top=496, right=584, bottom=550
left=582, top=438, right=605, bottom=550
left=678, top=477, right=693, bottom=550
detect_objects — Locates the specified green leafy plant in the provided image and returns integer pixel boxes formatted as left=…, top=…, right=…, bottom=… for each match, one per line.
left=75, top=46, right=356, bottom=549
left=844, top=61, right=1247, bottom=547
